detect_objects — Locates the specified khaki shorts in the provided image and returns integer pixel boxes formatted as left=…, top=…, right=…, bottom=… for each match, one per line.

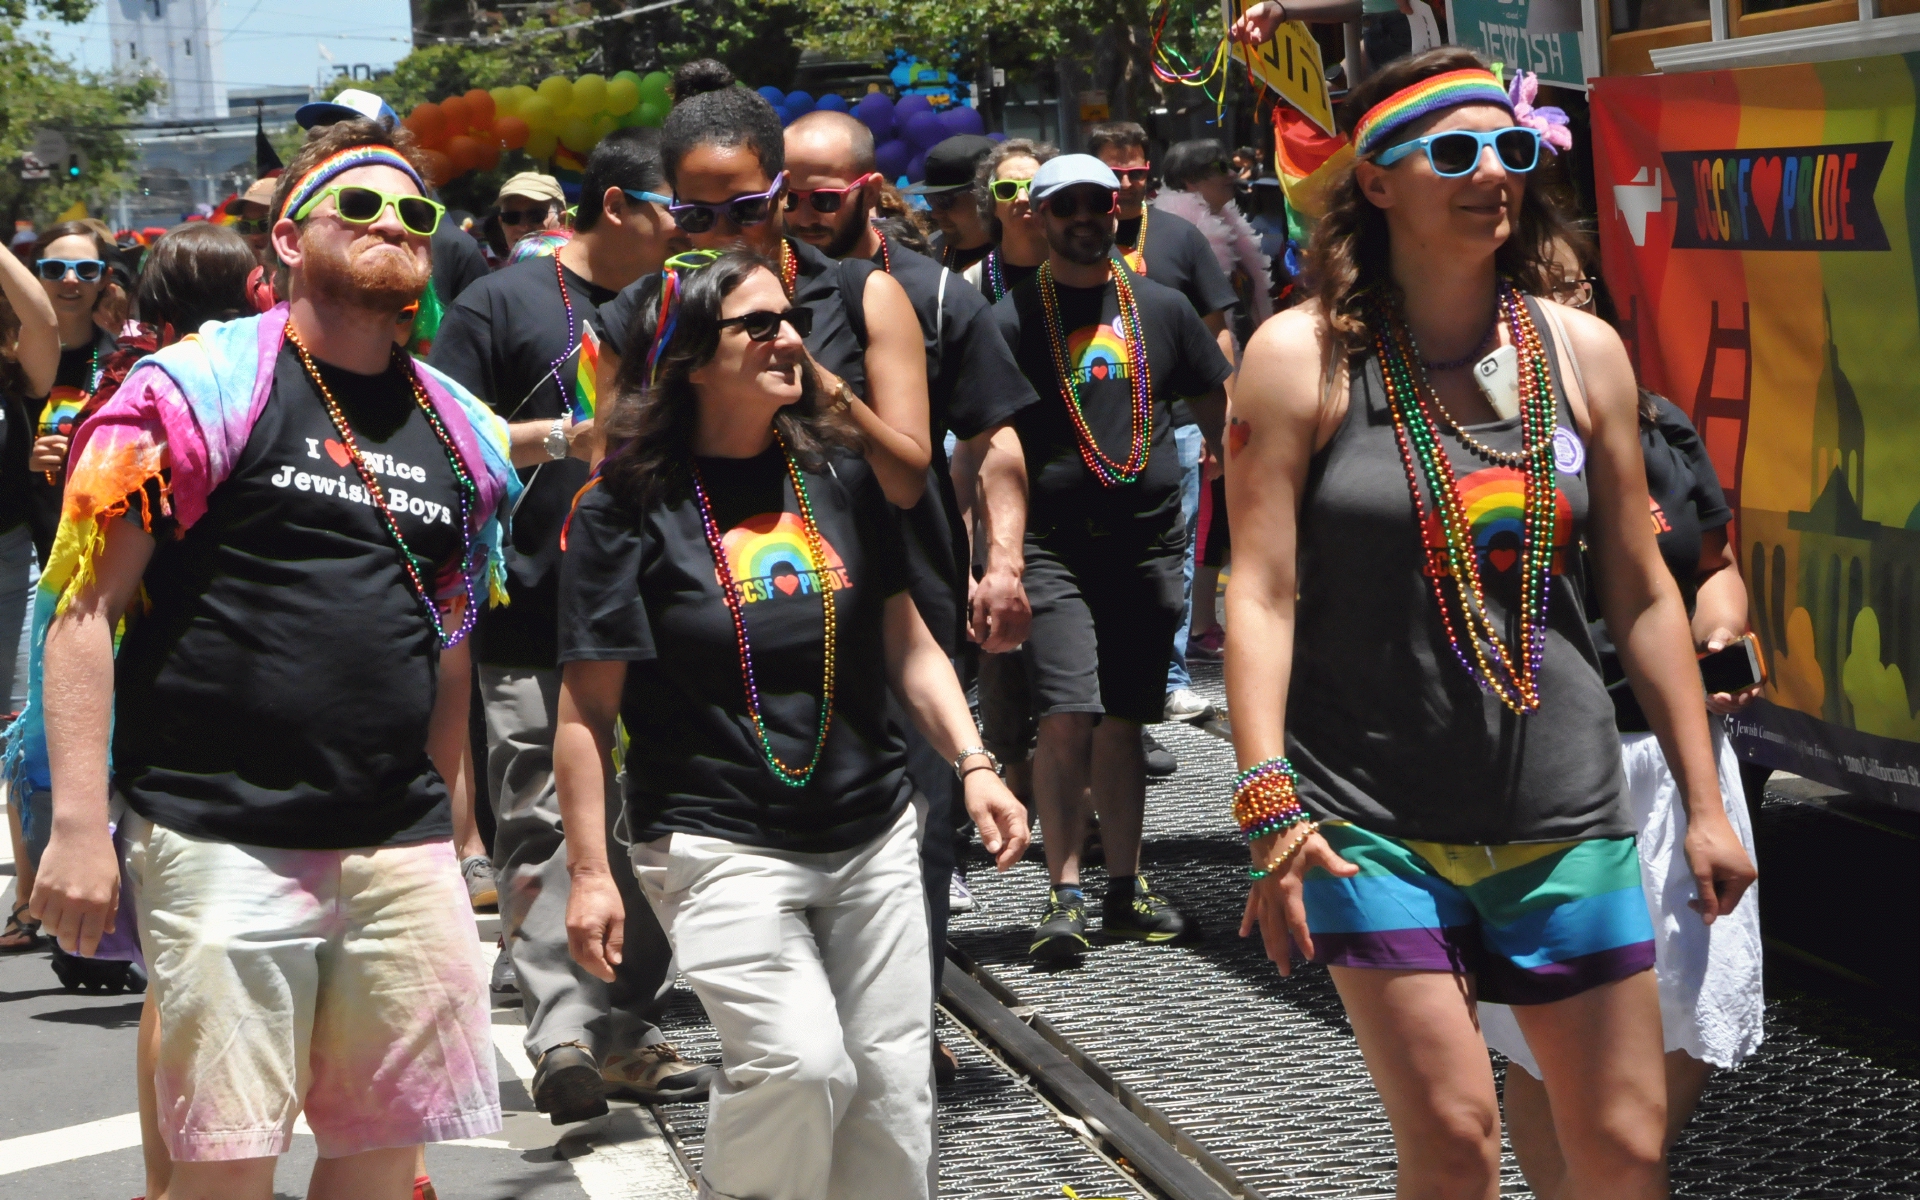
left=125, top=813, right=501, bottom=1161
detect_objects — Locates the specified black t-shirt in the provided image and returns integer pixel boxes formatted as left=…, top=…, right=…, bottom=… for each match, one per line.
left=931, top=232, right=992, bottom=273
left=1115, top=207, right=1240, bottom=321
left=431, top=256, right=614, bottom=668
left=1591, top=395, right=1733, bottom=732
left=431, top=220, right=491, bottom=307
left=871, top=236, right=1038, bottom=651
left=559, top=448, right=913, bottom=852
left=995, top=265, right=1232, bottom=538
left=113, top=343, right=465, bottom=850
left=12, top=329, right=118, bottom=557
left=978, top=251, right=1041, bottom=306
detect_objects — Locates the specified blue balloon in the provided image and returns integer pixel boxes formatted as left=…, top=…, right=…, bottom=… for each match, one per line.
left=756, top=85, right=786, bottom=105
left=785, top=90, right=813, bottom=112
left=905, top=111, right=946, bottom=151
left=817, top=93, right=849, bottom=112
left=988, top=131, right=1008, bottom=142
left=906, top=150, right=929, bottom=183
left=875, top=138, right=913, bottom=181
left=855, top=92, right=895, bottom=138
left=940, top=106, right=985, bottom=137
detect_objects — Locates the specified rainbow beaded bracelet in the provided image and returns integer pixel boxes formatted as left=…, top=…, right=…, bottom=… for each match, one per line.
left=1232, top=756, right=1312, bottom=842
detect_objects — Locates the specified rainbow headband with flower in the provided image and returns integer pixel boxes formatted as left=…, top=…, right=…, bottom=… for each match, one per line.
left=277, top=145, right=427, bottom=224
left=1352, top=68, right=1514, bottom=160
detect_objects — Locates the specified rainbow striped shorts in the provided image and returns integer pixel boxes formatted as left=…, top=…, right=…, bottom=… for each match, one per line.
left=1302, top=821, right=1656, bottom=1005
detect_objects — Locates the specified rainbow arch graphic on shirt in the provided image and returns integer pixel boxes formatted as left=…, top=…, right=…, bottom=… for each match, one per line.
left=1421, top=466, right=1574, bottom=578
left=1067, top=324, right=1132, bottom=384
left=39, top=387, right=88, bottom=438
left=719, top=510, right=850, bottom=605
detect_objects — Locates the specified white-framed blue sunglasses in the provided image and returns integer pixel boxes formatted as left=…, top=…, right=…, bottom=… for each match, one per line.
left=1375, top=127, right=1542, bottom=177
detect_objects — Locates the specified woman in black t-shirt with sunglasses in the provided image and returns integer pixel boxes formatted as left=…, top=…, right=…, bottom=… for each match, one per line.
left=555, top=249, right=1026, bottom=1200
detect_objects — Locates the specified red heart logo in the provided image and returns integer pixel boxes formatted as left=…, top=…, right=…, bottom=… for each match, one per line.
left=1091, top=363, right=1110, bottom=381
left=324, top=439, right=352, bottom=468
left=1488, top=548, right=1517, bottom=573
left=774, top=573, right=800, bottom=596
left=1749, top=157, right=1783, bottom=237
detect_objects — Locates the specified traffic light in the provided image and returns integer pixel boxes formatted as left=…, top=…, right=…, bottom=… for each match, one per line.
left=67, top=154, right=82, bottom=179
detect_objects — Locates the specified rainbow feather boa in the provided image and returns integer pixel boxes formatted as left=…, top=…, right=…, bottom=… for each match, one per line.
left=4, top=304, right=519, bottom=818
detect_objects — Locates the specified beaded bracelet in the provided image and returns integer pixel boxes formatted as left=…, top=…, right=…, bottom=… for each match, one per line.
left=1232, top=756, right=1312, bottom=842
left=1247, top=821, right=1321, bottom=881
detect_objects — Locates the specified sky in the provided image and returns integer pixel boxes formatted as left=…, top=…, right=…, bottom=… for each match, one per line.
left=23, top=0, right=415, bottom=95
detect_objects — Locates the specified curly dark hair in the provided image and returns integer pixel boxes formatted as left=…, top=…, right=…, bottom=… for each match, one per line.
left=600, top=250, right=864, bottom=513
left=663, top=59, right=784, bottom=188
left=1306, top=47, right=1575, bottom=358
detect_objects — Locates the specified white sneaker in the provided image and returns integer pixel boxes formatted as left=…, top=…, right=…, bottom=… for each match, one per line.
left=1163, top=688, right=1214, bottom=723
left=949, top=870, right=976, bottom=913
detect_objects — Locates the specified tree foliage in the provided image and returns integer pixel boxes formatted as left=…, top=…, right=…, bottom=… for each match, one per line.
left=1, top=17, right=166, bottom=226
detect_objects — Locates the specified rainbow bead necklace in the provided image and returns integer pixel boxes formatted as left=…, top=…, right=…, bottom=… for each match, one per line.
left=985, top=249, right=1007, bottom=302
left=690, top=437, right=838, bottom=786
left=286, top=323, right=479, bottom=648
left=779, top=238, right=799, bottom=297
left=1375, top=284, right=1557, bottom=714
left=1037, top=261, right=1155, bottom=487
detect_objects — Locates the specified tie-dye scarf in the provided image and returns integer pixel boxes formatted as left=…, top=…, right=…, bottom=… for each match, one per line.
left=4, top=304, right=519, bottom=813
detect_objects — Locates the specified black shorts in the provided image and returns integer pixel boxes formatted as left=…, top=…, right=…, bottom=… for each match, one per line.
left=1022, top=523, right=1185, bottom=727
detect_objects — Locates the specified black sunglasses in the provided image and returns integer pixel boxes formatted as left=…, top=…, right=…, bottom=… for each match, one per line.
left=1042, top=189, right=1118, bottom=219
left=498, top=205, right=554, bottom=226
left=718, top=306, right=813, bottom=342
left=234, top=217, right=270, bottom=236
left=925, top=190, right=971, bottom=212
left=36, top=257, right=106, bottom=283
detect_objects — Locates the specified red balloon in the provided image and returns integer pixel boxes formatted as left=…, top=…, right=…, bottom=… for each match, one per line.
left=465, top=88, right=495, bottom=129
left=446, top=135, right=483, bottom=173
left=409, top=102, right=445, bottom=145
left=475, top=137, right=502, bottom=171
left=419, top=149, right=454, bottom=185
left=494, top=115, right=530, bottom=150
left=440, top=95, right=471, bottom=134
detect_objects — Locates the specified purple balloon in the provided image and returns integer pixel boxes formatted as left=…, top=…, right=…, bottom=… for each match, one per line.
left=906, top=150, right=929, bottom=183
left=895, top=93, right=933, bottom=121
left=988, top=131, right=1008, bottom=142
left=905, top=111, right=946, bottom=151
left=940, top=106, right=985, bottom=137
left=875, top=138, right=913, bottom=181
left=817, top=93, right=849, bottom=112
left=855, top=92, right=895, bottom=138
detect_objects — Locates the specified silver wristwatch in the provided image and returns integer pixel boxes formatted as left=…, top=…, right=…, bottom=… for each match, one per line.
left=543, top=417, right=569, bottom=461
left=950, top=746, right=1002, bottom=781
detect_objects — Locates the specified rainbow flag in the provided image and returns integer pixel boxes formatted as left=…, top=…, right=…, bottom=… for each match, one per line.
left=574, top=320, right=600, bottom=421
left=1274, top=103, right=1352, bottom=224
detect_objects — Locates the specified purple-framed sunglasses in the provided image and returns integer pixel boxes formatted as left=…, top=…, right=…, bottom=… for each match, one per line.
left=667, top=172, right=787, bottom=233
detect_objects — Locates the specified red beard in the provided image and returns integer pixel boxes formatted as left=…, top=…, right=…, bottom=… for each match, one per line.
left=300, top=228, right=429, bottom=315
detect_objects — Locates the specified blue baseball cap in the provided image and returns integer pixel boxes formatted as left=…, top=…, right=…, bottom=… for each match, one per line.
left=295, top=88, right=399, bottom=131
left=1029, top=154, right=1121, bottom=204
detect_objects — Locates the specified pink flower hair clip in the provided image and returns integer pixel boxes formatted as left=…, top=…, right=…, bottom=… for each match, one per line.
left=1508, top=71, right=1573, bottom=155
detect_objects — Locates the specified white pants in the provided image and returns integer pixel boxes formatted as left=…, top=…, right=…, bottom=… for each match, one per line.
left=631, top=803, right=935, bottom=1200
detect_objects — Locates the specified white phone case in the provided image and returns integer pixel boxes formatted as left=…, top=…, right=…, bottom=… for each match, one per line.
left=1473, top=344, right=1520, bottom=420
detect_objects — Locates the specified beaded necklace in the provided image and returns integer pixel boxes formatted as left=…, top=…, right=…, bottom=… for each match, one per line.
left=1422, top=314, right=1496, bottom=372
left=1375, top=284, right=1557, bottom=714
left=1121, top=205, right=1148, bottom=275
left=690, top=436, right=838, bottom=786
left=873, top=228, right=891, bottom=274
left=779, top=238, right=799, bottom=297
left=1037, top=261, right=1155, bottom=487
left=545, top=256, right=583, bottom=415
left=985, top=250, right=1007, bottom=303
left=286, top=324, right=479, bottom=648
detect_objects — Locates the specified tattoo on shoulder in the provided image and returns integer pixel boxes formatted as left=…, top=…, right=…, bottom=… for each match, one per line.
left=1227, top=416, right=1252, bottom=457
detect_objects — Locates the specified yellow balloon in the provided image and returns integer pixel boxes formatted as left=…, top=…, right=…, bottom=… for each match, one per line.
left=558, top=113, right=595, bottom=153
left=589, top=112, right=617, bottom=145
left=526, top=129, right=558, bottom=161
left=571, top=73, right=607, bottom=115
left=512, top=84, right=535, bottom=107
left=489, top=86, right=518, bottom=118
left=537, top=75, right=574, bottom=113
left=519, top=94, right=557, bottom=134
left=605, top=76, right=640, bottom=115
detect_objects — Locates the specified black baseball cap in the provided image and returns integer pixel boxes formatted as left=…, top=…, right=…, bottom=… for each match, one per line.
left=902, top=135, right=998, bottom=195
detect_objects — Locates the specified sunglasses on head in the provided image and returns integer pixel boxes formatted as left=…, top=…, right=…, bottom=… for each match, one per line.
left=294, top=184, right=444, bottom=236
left=718, top=306, right=813, bottom=341
left=35, top=257, right=107, bottom=283
left=1107, top=166, right=1152, bottom=182
left=1042, top=188, right=1119, bottom=219
left=989, top=178, right=1033, bottom=203
left=668, top=173, right=786, bottom=233
left=1375, top=127, right=1541, bottom=177
left=785, top=173, right=879, bottom=214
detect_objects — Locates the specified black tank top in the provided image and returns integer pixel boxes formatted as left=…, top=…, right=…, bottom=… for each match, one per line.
left=1288, top=297, right=1628, bottom=845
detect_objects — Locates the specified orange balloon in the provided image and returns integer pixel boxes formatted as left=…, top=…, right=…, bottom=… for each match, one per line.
left=494, top=115, right=530, bottom=150
left=475, top=137, right=502, bottom=171
left=465, top=88, right=495, bottom=128
left=446, top=135, right=483, bottom=173
left=409, top=102, right=445, bottom=144
left=441, top=95, right=471, bottom=133
left=419, top=149, right=455, bottom=185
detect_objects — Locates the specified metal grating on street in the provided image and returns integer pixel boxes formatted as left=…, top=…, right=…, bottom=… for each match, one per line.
left=651, top=659, right=1920, bottom=1198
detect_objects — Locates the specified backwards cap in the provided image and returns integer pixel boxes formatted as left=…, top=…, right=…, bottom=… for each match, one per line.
left=1352, top=69, right=1514, bottom=160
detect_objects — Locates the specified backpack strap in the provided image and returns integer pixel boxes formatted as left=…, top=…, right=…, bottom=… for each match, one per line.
left=836, top=256, right=878, bottom=350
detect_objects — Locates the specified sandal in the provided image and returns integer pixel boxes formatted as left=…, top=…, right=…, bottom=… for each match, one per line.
left=1, top=899, right=45, bottom=954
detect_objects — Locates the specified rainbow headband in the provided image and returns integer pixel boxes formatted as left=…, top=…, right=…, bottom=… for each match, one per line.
left=278, top=146, right=427, bottom=223
left=1353, top=69, right=1515, bottom=160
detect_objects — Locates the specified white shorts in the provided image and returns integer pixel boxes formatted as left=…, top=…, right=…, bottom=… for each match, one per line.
left=125, top=814, right=502, bottom=1161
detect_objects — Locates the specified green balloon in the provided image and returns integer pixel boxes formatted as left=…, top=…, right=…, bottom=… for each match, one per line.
left=640, top=71, right=671, bottom=103
left=636, top=99, right=667, bottom=127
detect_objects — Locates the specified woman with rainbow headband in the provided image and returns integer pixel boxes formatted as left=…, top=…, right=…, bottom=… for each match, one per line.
left=1223, top=49, right=1756, bottom=1197
left=553, top=248, right=1028, bottom=1200
left=22, top=117, right=518, bottom=1200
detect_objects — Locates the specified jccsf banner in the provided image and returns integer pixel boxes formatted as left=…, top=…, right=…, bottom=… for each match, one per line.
left=1592, top=54, right=1920, bottom=808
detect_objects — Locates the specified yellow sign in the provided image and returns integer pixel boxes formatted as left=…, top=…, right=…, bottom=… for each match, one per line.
left=1080, top=104, right=1111, bottom=122
left=1222, top=0, right=1338, bottom=136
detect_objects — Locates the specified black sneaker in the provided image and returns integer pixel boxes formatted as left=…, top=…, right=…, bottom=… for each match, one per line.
left=532, top=1043, right=610, bottom=1125
left=1142, top=730, right=1177, bottom=778
left=1029, top=886, right=1091, bottom=962
left=1101, top=874, right=1189, bottom=944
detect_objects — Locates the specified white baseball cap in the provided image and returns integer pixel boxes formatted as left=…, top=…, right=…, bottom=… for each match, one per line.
left=295, top=88, right=399, bottom=130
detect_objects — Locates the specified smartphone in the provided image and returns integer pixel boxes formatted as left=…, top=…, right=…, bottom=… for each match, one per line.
left=1698, top=632, right=1766, bottom=694
left=1473, top=345, right=1520, bottom=420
